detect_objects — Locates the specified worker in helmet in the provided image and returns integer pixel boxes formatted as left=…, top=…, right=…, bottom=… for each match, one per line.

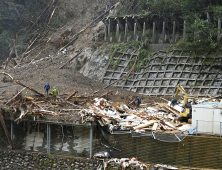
left=52, top=87, right=58, bottom=101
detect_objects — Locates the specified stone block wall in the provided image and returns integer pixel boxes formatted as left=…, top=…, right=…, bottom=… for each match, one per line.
left=0, top=150, right=97, bottom=170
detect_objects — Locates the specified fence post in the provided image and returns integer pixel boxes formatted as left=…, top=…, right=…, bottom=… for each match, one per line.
left=108, top=18, right=111, bottom=42
left=90, top=125, right=93, bottom=158
left=142, top=22, right=146, bottom=41
left=183, top=21, right=186, bottom=42
left=172, top=21, right=175, bottom=43
left=116, top=24, right=119, bottom=42
left=162, top=21, right=165, bottom=43
left=152, top=22, right=156, bottom=43
left=134, top=23, right=137, bottom=41
left=47, top=124, right=51, bottom=154
left=218, top=18, right=221, bottom=42
left=124, top=23, right=128, bottom=42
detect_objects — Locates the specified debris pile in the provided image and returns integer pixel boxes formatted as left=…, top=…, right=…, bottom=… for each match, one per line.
left=95, top=157, right=178, bottom=170
left=79, top=98, right=191, bottom=134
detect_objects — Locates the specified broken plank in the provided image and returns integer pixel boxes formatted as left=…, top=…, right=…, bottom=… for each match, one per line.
left=133, top=120, right=157, bottom=130
left=152, top=123, right=158, bottom=131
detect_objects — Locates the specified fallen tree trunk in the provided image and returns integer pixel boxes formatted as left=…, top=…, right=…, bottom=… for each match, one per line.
left=60, top=49, right=84, bottom=69
left=99, top=90, right=113, bottom=98
left=66, top=90, right=78, bottom=100
left=59, top=5, right=115, bottom=51
left=14, top=80, right=45, bottom=97
left=5, top=87, right=26, bottom=105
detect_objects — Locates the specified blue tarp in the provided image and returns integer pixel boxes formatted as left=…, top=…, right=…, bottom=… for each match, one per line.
left=198, top=102, right=221, bottom=105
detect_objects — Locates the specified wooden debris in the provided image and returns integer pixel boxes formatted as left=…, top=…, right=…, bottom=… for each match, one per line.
left=22, top=96, right=34, bottom=100
left=66, top=90, right=78, bottom=100
left=133, top=120, right=157, bottom=130
left=5, top=87, right=26, bottom=105
left=0, top=109, right=14, bottom=149
left=159, top=104, right=180, bottom=117
left=60, top=49, right=84, bottom=69
left=152, top=123, right=158, bottom=131
left=99, top=90, right=113, bottom=98
left=14, top=80, right=45, bottom=97
left=59, top=5, right=115, bottom=51
left=0, top=72, right=14, bottom=80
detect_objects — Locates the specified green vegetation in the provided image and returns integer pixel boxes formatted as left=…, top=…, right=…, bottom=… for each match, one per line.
left=110, top=39, right=155, bottom=71
left=0, top=0, right=53, bottom=62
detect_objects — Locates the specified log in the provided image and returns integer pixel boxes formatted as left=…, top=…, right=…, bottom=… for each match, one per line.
left=161, top=120, right=176, bottom=129
left=59, top=5, right=115, bottom=51
left=59, top=49, right=84, bottom=69
left=66, top=90, right=78, bottom=100
left=14, top=80, right=45, bottom=97
left=28, top=52, right=42, bottom=64
left=22, top=96, right=34, bottom=100
left=19, top=34, right=40, bottom=61
left=57, top=96, right=84, bottom=109
left=0, top=109, right=14, bottom=149
left=202, top=94, right=222, bottom=103
left=5, top=87, right=26, bottom=105
left=133, top=120, right=157, bottom=130
left=99, top=90, right=113, bottom=98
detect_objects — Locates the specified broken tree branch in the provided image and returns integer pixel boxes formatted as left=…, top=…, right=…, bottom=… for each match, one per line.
left=60, top=49, right=84, bottom=69
left=14, top=80, right=45, bottom=97
left=0, top=72, right=14, bottom=80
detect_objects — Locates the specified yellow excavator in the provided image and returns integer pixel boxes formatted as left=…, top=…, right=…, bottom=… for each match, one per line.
left=171, top=84, right=196, bottom=119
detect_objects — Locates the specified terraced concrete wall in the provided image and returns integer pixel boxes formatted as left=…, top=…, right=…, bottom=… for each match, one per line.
left=102, top=47, right=222, bottom=97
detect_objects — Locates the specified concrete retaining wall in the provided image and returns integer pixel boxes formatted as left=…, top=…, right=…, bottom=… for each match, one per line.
left=102, top=47, right=222, bottom=97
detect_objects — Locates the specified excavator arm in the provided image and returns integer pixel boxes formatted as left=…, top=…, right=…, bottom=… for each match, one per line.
left=174, top=84, right=187, bottom=99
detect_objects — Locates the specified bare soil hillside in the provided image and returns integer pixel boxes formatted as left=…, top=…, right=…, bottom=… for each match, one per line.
left=0, top=0, right=171, bottom=109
